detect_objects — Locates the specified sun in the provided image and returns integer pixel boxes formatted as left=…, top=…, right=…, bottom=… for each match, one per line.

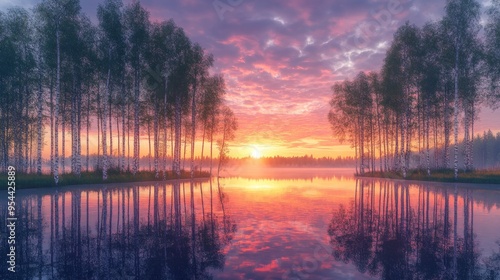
left=250, top=146, right=262, bottom=159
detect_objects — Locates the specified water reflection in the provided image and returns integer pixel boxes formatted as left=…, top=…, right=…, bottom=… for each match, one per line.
left=328, top=179, right=500, bottom=279
left=2, top=174, right=500, bottom=279
left=0, top=179, right=236, bottom=280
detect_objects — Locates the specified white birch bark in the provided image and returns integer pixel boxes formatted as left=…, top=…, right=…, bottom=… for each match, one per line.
left=36, top=54, right=43, bottom=175
left=121, top=83, right=126, bottom=173
left=50, top=82, right=54, bottom=175
left=173, top=95, right=182, bottom=177
left=76, top=86, right=81, bottom=176
left=86, top=90, right=90, bottom=172
left=190, top=82, right=197, bottom=178
left=453, top=37, right=460, bottom=180
left=53, top=26, right=60, bottom=185
left=153, top=105, right=159, bottom=178
left=133, top=69, right=140, bottom=175
left=102, top=63, right=110, bottom=180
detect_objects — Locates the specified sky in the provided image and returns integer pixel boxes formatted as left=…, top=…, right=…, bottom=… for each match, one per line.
left=2, top=0, right=499, bottom=158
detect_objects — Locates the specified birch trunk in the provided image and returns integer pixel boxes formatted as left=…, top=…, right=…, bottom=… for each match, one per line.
left=62, top=99, right=66, bottom=174
left=426, top=102, right=431, bottom=176
left=71, top=69, right=76, bottom=174
left=53, top=27, right=61, bottom=185
left=470, top=106, right=474, bottom=170
left=76, top=83, right=81, bottom=176
left=209, top=116, right=214, bottom=176
left=102, top=61, right=110, bottom=181
left=147, top=117, right=151, bottom=171
left=153, top=104, right=159, bottom=178
left=190, top=82, right=198, bottom=178
left=86, top=89, right=90, bottom=172
left=109, top=92, right=113, bottom=167
left=133, top=69, right=140, bottom=175
left=173, top=95, right=182, bottom=177
left=36, top=60, right=43, bottom=175
left=453, top=38, right=460, bottom=180
left=200, top=126, right=205, bottom=172
left=50, top=80, right=54, bottom=175
left=121, top=80, right=126, bottom=172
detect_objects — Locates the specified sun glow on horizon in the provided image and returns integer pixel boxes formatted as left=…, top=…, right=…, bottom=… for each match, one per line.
left=250, top=146, right=262, bottom=159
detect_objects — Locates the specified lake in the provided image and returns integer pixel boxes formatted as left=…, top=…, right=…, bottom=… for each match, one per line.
left=1, top=168, right=500, bottom=279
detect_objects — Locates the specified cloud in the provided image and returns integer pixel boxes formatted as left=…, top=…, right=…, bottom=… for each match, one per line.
left=21, top=0, right=499, bottom=157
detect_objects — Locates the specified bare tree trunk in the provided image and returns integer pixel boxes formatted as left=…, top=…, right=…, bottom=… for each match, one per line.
left=117, top=114, right=120, bottom=169
left=426, top=103, right=431, bottom=176
left=62, top=96, right=66, bottom=175
left=453, top=184, right=458, bottom=279
left=147, top=116, right=151, bottom=172
left=470, top=105, right=475, bottom=170
left=97, top=85, right=101, bottom=170
left=444, top=87, right=450, bottom=168
left=453, top=41, right=460, bottom=180
left=209, top=116, right=215, bottom=176
left=173, top=95, right=182, bottom=177
left=133, top=69, right=140, bottom=175
left=109, top=92, right=113, bottom=168
left=71, top=69, right=77, bottom=175
left=127, top=101, right=130, bottom=171
left=182, top=121, right=188, bottom=171
left=102, top=59, right=110, bottom=180
left=163, top=107, right=168, bottom=180
left=54, top=27, right=61, bottom=185
left=36, top=63, right=43, bottom=175
left=190, top=82, right=198, bottom=178
left=153, top=104, right=159, bottom=178
left=76, top=84, right=82, bottom=176
left=86, top=88, right=90, bottom=172
left=200, top=126, right=205, bottom=172
left=121, top=81, right=126, bottom=173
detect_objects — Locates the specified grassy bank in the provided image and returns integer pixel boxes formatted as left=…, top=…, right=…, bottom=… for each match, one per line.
left=357, top=169, right=500, bottom=184
left=0, top=169, right=211, bottom=190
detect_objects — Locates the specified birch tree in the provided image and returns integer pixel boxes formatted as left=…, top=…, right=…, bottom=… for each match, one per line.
left=167, top=27, right=192, bottom=178
left=442, top=0, right=481, bottom=179
left=485, top=0, right=500, bottom=107
left=124, top=2, right=149, bottom=176
left=189, top=44, right=213, bottom=178
left=216, top=106, right=237, bottom=177
left=37, top=0, right=81, bottom=184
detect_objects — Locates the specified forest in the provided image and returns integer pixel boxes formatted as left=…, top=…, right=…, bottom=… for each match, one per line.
left=0, top=0, right=238, bottom=184
left=328, top=0, right=500, bottom=178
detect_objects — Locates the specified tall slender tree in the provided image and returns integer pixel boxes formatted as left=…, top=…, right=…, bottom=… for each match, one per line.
left=442, top=0, right=481, bottom=179
left=124, top=2, right=149, bottom=176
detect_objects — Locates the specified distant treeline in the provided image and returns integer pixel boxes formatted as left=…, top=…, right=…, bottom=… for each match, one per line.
left=464, top=130, right=500, bottom=169
left=328, top=0, right=500, bottom=178
left=0, top=0, right=238, bottom=183
left=227, top=155, right=356, bottom=168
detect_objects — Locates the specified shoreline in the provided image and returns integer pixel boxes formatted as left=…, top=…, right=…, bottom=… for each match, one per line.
left=356, top=170, right=500, bottom=187
left=14, top=176, right=212, bottom=193
left=0, top=170, right=212, bottom=190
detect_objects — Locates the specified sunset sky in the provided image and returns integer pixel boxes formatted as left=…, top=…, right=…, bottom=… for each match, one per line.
left=3, top=0, right=499, bottom=158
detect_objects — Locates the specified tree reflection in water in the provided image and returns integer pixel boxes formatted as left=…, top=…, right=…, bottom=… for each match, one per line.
left=328, top=179, right=499, bottom=280
left=0, top=179, right=236, bottom=280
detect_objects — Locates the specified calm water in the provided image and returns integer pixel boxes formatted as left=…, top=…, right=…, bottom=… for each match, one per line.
left=1, top=168, right=500, bottom=280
